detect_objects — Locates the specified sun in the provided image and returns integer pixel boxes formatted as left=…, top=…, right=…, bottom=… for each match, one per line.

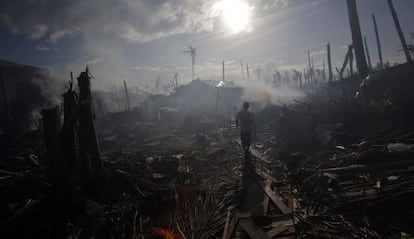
left=218, top=0, right=251, bottom=33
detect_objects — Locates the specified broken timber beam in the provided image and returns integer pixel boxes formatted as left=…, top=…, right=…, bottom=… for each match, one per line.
left=239, top=219, right=270, bottom=239
left=259, top=182, right=291, bottom=214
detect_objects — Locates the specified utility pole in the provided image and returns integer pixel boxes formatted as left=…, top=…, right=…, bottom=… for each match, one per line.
left=387, top=0, right=412, bottom=62
left=372, top=14, right=384, bottom=69
left=346, top=0, right=369, bottom=78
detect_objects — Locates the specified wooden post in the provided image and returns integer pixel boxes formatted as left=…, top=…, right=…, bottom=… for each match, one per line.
left=77, top=69, right=103, bottom=186
left=327, top=43, right=333, bottom=83
left=346, top=0, right=369, bottom=78
left=372, top=14, right=384, bottom=69
left=364, top=36, right=373, bottom=71
left=387, top=0, right=412, bottom=62
left=0, top=71, right=12, bottom=124
left=123, top=80, right=131, bottom=111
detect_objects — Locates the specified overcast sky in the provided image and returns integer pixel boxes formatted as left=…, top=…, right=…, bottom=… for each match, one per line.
left=0, top=0, right=413, bottom=90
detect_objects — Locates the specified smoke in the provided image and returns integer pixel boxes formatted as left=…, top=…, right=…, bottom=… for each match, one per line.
left=238, top=80, right=304, bottom=106
left=32, top=73, right=64, bottom=109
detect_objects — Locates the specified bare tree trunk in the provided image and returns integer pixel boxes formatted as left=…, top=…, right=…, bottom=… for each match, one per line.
left=61, top=74, right=77, bottom=176
left=327, top=43, right=333, bottom=83
left=339, top=45, right=353, bottom=80
left=222, top=60, right=225, bottom=82
left=322, top=60, right=326, bottom=81
left=349, top=45, right=354, bottom=75
left=246, top=63, right=250, bottom=80
left=364, top=36, right=373, bottom=71
left=240, top=59, right=245, bottom=80
left=77, top=69, right=103, bottom=188
left=191, top=56, right=195, bottom=81
left=307, top=51, right=313, bottom=88
left=372, top=14, right=384, bottom=69
left=123, top=80, right=131, bottom=111
left=346, top=0, right=369, bottom=78
left=387, top=0, right=412, bottom=62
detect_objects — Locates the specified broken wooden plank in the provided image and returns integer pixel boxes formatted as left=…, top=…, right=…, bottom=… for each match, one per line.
left=259, top=182, right=291, bottom=214
left=239, top=219, right=270, bottom=239
left=263, top=180, right=271, bottom=216
left=0, top=169, right=23, bottom=177
left=270, top=218, right=294, bottom=228
left=242, top=178, right=269, bottom=216
left=266, top=226, right=288, bottom=238
left=255, top=169, right=289, bottom=185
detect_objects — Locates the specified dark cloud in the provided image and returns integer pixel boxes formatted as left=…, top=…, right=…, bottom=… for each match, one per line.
left=0, top=0, right=291, bottom=43
left=0, top=0, right=222, bottom=42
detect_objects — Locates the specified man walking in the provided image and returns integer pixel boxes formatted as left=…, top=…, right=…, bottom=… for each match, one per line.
left=236, top=101, right=256, bottom=156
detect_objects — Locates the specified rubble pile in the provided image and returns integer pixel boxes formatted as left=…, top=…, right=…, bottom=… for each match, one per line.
left=69, top=130, right=243, bottom=238
left=266, top=71, right=414, bottom=237
left=0, top=132, right=49, bottom=236
left=1, top=62, right=414, bottom=238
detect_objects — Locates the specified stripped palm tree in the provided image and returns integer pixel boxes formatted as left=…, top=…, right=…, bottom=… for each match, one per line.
left=183, top=45, right=197, bottom=81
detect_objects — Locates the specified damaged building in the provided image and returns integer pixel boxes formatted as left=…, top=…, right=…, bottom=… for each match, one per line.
left=0, top=60, right=59, bottom=133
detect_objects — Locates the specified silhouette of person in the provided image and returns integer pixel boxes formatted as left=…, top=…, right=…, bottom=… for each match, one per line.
left=236, top=101, right=256, bottom=156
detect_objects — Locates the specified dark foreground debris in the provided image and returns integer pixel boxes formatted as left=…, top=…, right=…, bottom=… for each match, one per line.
left=1, top=63, right=414, bottom=239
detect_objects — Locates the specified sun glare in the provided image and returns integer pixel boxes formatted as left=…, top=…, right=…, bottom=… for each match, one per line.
left=219, top=0, right=251, bottom=33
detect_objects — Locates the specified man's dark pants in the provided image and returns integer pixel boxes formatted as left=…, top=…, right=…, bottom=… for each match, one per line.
left=240, top=132, right=252, bottom=153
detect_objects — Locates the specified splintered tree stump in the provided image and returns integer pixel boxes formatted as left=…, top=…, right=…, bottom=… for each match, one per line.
left=77, top=69, right=105, bottom=193
left=62, top=88, right=77, bottom=174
